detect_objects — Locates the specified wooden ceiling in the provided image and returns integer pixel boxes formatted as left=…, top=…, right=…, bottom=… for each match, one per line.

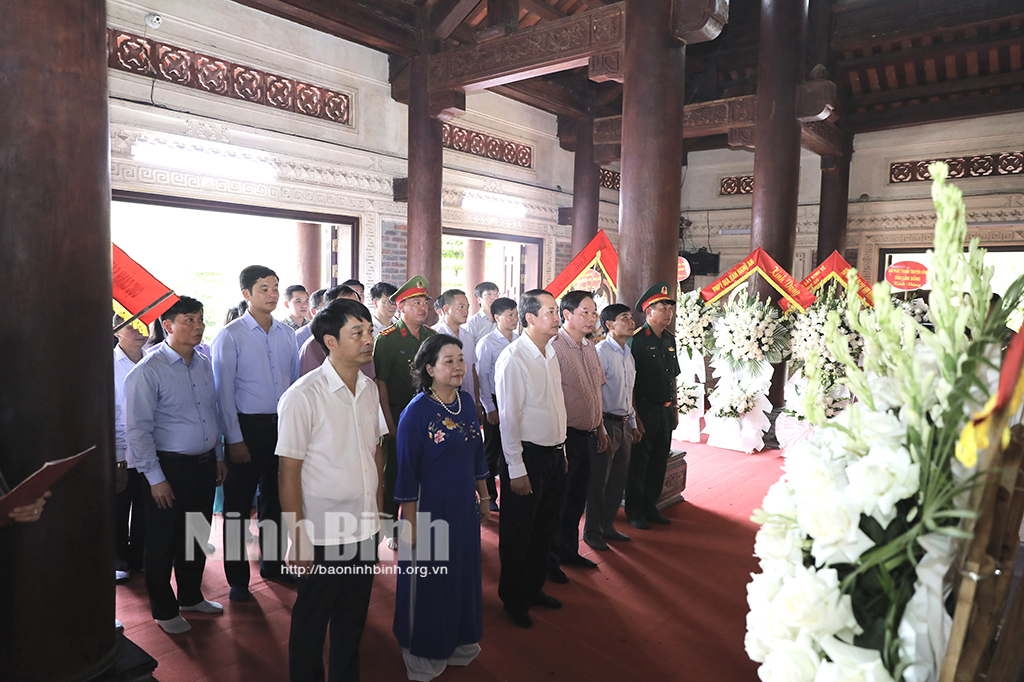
left=232, top=0, right=1024, bottom=140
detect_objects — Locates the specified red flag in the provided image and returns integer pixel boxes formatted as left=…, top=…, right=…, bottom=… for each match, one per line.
left=546, top=230, right=619, bottom=300
left=112, top=244, right=178, bottom=326
left=780, top=251, right=874, bottom=311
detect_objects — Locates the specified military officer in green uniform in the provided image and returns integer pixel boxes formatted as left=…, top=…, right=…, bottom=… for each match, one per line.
left=373, top=276, right=436, bottom=548
left=626, top=282, right=679, bottom=530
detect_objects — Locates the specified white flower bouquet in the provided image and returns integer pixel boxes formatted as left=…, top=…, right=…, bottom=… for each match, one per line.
left=746, top=163, right=1024, bottom=682
left=676, top=291, right=713, bottom=359
left=709, top=379, right=760, bottom=419
left=677, top=382, right=701, bottom=415
left=706, top=287, right=790, bottom=374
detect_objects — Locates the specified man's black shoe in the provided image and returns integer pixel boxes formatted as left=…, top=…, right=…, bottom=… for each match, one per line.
left=529, top=593, right=563, bottom=609
left=547, top=566, right=569, bottom=584
left=229, top=586, right=252, bottom=602
left=506, top=609, right=533, bottom=629
left=602, top=530, right=631, bottom=542
left=628, top=517, right=651, bottom=530
left=583, top=535, right=610, bottom=552
left=561, top=554, right=598, bottom=569
left=646, top=513, right=671, bottom=525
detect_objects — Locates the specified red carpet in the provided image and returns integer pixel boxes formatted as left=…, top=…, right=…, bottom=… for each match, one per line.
left=116, top=438, right=783, bottom=681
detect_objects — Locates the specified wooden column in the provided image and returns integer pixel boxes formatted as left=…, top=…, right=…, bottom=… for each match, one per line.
left=617, top=0, right=685, bottom=318
left=571, top=114, right=602, bottom=257
left=816, top=150, right=852, bottom=264
left=406, top=43, right=443, bottom=305
left=750, top=0, right=808, bottom=406
left=465, top=238, right=486, bottom=315
left=0, top=1, right=122, bottom=680
left=295, top=222, right=322, bottom=292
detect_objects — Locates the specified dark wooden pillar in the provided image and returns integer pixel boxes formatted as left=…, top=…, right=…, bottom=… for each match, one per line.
left=295, top=222, right=322, bottom=292
left=617, top=0, right=685, bottom=318
left=750, top=0, right=808, bottom=406
left=465, top=239, right=486, bottom=315
left=571, top=114, right=601, bottom=257
left=750, top=0, right=808, bottom=284
left=406, top=45, right=443, bottom=305
left=1, top=2, right=121, bottom=680
left=816, top=149, right=852, bottom=263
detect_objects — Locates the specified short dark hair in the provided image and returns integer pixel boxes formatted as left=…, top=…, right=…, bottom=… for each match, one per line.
left=519, top=289, right=552, bottom=328
left=341, top=279, right=363, bottom=291
left=312, top=299, right=373, bottom=355
left=559, top=290, right=595, bottom=323
left=434, top=297, right=444, bottom=313
left=370, top=281, right=398, bottom=301
left=412, top=334, right=463, bottom=393
left=474, top=281, right=499, bottom=299
left=310, top=289, right=327, bottom=310
left=437, top=289, right=466, bottom=311
left=491, top=297, right=517, bottom=319
left=600, top=303, right=632, bottom=332
left=239, top=265, right=278, bottom=293
left=324, top=285, right=357, bottom=303
left=285, top=284, right=307, bottom=301
left=160, top=296, right=204, bottom=324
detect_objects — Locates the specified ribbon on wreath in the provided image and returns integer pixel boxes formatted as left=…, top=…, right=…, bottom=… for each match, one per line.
left=701, top=248, right=816, bottom=312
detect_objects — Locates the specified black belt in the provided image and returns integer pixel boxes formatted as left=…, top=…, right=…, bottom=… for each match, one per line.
left=522, top=441, right=565, bottom=454
left=156, top=448, right=215, bottom=464
left=239, top=413, right=277, bottom=424
left=567, top=426, right=598, bottom=437
left=603, top=412, right=629, bottom=423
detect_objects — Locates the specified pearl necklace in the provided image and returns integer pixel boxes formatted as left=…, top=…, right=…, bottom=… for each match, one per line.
left=429, top=387, right=462, bottom=415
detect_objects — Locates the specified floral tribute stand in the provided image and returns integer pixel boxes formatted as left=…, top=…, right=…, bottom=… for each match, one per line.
left=698, top=249, right=813, bottom=454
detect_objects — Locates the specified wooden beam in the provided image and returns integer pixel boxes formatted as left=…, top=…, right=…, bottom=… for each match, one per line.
left=799, top=120, right=846, bottom=157
left=832, top=0, right=1024, bottom=51
left=430, top=0, right=483, bottom=41
left=230, top=0, right=421, bottom=57
left=489, top=78, right=589, bottom=118
left=673, top=0, right=729, bottom=45
left=522, top=0, right=567, bottom=21
left=429, top=2, right=625, bottom=91
left=488, top=0, right=521, bottom=32
left=848, top=89, right=1024, bottom=133
left=835, top=25, right=1024, bottom=75
left=852, top=70, right=1024, bottom=108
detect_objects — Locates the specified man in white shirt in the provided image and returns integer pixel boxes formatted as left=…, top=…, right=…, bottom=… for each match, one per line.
left=369, top=281, right=398, bottom=337
left=433, top=289, right=481, bottom=414
left=277, top=298, right=387, bottom=682
left=465, top=281, right=500, bottom=342
left=495, top=289, right=568, bottom=628
left=475, top=297, right=518, bottom=511
left=113, top=316, right=148, bottom=582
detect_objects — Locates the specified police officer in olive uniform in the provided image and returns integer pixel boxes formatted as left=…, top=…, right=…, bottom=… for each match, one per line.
left=373, top=276, right=436, bottom=547
left=625, top=283, right=680, bottom=530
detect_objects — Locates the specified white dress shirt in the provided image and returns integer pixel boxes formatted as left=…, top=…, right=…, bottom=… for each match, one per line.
left=465, top=310, right=496, bottom=345
left=113, top=345, right=142, bottom=465
left=475, top=329, right=518, bottom=413
left=432, top=320, right=478, bottom=401
left=495, top=334, right=568, bottom=479
left=276, top=362, right=388, bottom=545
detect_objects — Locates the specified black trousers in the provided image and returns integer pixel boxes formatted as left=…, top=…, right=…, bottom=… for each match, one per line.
left=625, top=402, right=674, bottom=521
left=115, top=467, right=147, bottom=573
left=143, top=453, right=216, bottom=620
left=381, top=436, right=399, bottom=536
left=482, top=403, right=503, bottom=502
left=550, top=428, right=594, bottom=567
left=498, top=442, right=565, bottom=614
left=223, top=413, right=287, bottom=587
left=290, top=539, right=377, bottom=682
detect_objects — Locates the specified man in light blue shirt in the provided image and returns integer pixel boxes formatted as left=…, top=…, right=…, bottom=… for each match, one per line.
left=465, top=281, right=500, bottom=343
left=126, top=296, right=227, bottom=634
left=475, top=297, right=518, bottom=510
left=212, top=265, right=299, bottom=601
left=587, top=304, right=643, bottom=551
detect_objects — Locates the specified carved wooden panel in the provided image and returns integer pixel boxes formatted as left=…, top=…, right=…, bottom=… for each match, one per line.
left=441, top=122, right=533, bottom=168
left=430, top=3, right=626, bottom=91
left=673, top=0, right=729, bottom=45
left=588, top=50, right=624, bottom=83
left=107, top=29, right=351, bottom=126
left=890, top=151, right=1024, bottom=183
left=600, top=168, right=621, bottom=191
left=720, top=175, right=754, bottom=195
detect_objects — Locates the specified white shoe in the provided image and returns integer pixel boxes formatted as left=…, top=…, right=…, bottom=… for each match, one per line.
left=115, top=570, right=129, bottom=582
left=156, top=615, right=191, bottom=634
left=115, top=619, right=124, bottom=632
left=180, top=599, right=223, bottom=614
left=386, top=537, right=399, bottom=551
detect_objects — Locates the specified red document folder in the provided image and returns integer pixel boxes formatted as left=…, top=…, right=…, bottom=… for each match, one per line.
left=0, top=446, right=96, bottom=526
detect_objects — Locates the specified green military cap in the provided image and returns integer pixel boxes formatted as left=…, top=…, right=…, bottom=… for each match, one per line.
left=391, top=276, right=430, bottom=304
left=637, top=282, right=674, bottom=312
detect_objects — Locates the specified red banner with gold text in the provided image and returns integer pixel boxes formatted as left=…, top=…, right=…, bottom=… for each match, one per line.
left=700, top=248, right=816, bottom=311
left=112, top=244, right=179, bottom=327
left=780, top=251, right=874, bottom=311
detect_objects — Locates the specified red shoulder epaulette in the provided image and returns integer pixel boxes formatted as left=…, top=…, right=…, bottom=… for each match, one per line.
left=379, top=325, right=397, bottom=337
